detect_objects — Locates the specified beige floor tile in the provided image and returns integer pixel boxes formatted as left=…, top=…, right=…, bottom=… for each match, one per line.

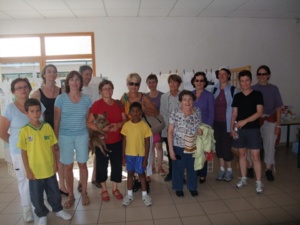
left=150, top=193, right=173, bottom=205
left=223, top=198, right=254, bottom=211
left=282, top=204, right=300, bottom=220
left=171, top=192, right=198, bottom=204
left=200, top=200, right=230, bottom=214
left=246, top=195, right=277, bottom=209
left=0, top=214, right=23, bottom=225
left=0, top=177, right=16, bottom=185
left=100, top=199, right=124, bottom=209
left=181, top=215, right=212, bottom=225
left=151, top=204, right=179, bottom=219
left=266, top=193, right=299, bottom=206
left=0, top=193, right=18, bottom=203
left=288, top=191, right=300, bottom=202
left=0, top=202, right=9, bottom=212
left=234, top=209, right=270, bottom=225
left=1, top=201, right=23, bottom=214
left=71, top=209, right=100, bottom=224
left=261, top=182, right=283, bottom=195
left=197, top=190, right=220, bottom=202
left=236, top=185, right=258, bottom=197
left=98, top=208, right=125, bottom=224
left=208, top=212, right=241, bottom=225
left=214, top=187, right=242, bottom=199
left=98, top=223, right=123, bottom=225
left=275, top=182, right=300, bottom=192
left=125, top=206, right=152, bottom=221
left=259, top=207, right=296, bottom=224
left=175, top=202, right=205, bottom=217
left=154, top=217, right=183, bottom=225
left=126, top=220, right=154, bottom=225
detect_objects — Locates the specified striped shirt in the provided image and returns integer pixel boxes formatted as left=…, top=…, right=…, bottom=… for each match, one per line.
left=54, top=93, right=92, bottom=136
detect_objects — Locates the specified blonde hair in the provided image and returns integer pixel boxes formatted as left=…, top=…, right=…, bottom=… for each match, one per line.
left=126, top=73, right=141, bottom=84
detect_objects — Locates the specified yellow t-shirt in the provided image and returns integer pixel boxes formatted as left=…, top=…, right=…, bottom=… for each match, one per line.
left=121, top=120, right=152, bottom=156
left=17, top=122, right=58, bottom=179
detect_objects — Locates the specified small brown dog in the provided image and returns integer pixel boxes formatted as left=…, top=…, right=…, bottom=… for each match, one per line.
left=90, top=113, right=111, bottom=156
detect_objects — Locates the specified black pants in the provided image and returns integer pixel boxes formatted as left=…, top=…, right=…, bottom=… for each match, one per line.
left=163, top=137, right=172, bottom=176
left=95, top=140, right=123, bottom=183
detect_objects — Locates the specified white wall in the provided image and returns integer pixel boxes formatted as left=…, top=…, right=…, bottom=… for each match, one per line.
left=0, top=17, right=300, bottom=142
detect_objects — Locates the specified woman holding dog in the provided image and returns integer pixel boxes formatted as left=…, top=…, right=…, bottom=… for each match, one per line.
left=54, top=71, right=92, bottom=208
left=87, top=80, right=127, bottom=201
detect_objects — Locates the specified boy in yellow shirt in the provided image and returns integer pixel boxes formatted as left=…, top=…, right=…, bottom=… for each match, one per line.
left=121, top=102, right=152, bottom=206
left=17, top=98, right=71, bottom=225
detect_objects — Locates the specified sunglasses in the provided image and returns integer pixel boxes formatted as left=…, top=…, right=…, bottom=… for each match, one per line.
left=128, top=82, right=140, bottom=86
left=257, top=73, right=268, bottom=76
left=195, top=79, right=205, bottom=83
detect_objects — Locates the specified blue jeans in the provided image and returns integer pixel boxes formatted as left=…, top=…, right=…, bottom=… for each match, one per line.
left=29, top=175, right=62, bottom=217
left=172, top=146, right=197, bottom=191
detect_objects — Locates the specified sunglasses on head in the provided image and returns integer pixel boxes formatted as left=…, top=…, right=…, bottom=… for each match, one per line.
left=195, top=79, right=205, bottom=83
left=257, top=73, right=268, bottom=76
left=128, top=82, right=140, bottom=86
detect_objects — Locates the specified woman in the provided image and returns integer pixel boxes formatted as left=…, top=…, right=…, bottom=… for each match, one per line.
left=87, top=80, right=127, bottom=202
left=146, top=74, right=165, bottom=175
left=231, top=70, right=264, bottom=193
left=191, top=72, right=214, bottom=183
left=0, top=78, right=44, bottom=222
left=253, top=65, right=283, bottom=181
left=213, top=67, right=237, bottom=182
left=31, top=64, right=68, bottom=196
left=160, top=74, right=182, bottom=182
left=54, top=71, right=92, bottom=208
left=168, top=90, right=202, bottom=197
left=120, top=73, right=158, bottom=190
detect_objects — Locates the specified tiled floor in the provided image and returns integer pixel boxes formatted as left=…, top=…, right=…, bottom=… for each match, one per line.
left=0, top=145, right=300, bottom=225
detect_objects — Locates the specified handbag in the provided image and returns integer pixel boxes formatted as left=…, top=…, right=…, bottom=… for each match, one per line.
left=183, top=133, right=197, bottom=153
left=142, top=113, right=165, bottom=134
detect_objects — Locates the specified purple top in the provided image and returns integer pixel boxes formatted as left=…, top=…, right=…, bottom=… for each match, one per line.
left=214, top=89, right=227, bottom=122
left=193, top=89, right=215, bottom=127
left=252, top=83, right=283, bottom=115
left=146, top=91, right=164, bottom=110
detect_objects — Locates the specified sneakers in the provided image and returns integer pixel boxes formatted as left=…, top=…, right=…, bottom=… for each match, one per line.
left=142, top=195, right=152, bottom=206
left=256, top=181, right=264, bottom=194
left=39, top=216, right=47, bottom=225
left=236, top=177, right=247, bottom=188
left=23, top=206, right=34, bottom=223
left=122, top=195, right=134, bottom=206
left=247, top=167, right=254, bottom=179
left=216, top=170, right=225, bottom=181
left=223, top=171, right=233, bottom=182
left=56, top=210, right=72, bottom=220
left=265, top=170, right=274, bottom=181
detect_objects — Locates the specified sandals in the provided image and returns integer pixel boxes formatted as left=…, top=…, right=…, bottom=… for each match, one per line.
left=81, top=193, right=90, bottom=206
left=101, top=191, right=110, bottom=202
left=63, top=196, right=75, bottom=209
left=112, top=189, right=123, bottom=200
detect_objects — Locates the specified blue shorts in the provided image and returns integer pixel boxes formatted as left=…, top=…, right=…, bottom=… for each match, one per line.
left=232, top=128, right=262, bottom=150
left=58, top=133, right=89, bottom=165
left=125, top=155, right=145, bottom=174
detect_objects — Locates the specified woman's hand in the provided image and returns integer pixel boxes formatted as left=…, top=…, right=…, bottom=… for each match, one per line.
left=170, top=151, right=176, bottom=160
left=197, top=128, right=203, bottom=136
left=108, top=123, right=119, bottom=132
left=102, top=125, right=111, bottom=133
left=275, top=126, right=280, bottom=135
left=26, top=170, right=35, bottom=180
left=235, top=120, right=247, bottom=129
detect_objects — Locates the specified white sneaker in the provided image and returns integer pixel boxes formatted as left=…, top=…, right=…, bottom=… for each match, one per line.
left=256, top=181, right=264, bottom=194
left=236, top=177, right=247, bottom=188
left=23, top=206, right=34, bottom=222
left=122, top=195, right=134, bottom=206
left=38, top=216, right=47, bottom=225
left=56, top=210, right=72, bottom=220
left=142, top=195, right=152, bottom=206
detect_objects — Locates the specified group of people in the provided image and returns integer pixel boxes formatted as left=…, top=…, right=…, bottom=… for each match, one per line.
left=0, top=64, right=283, bottom=224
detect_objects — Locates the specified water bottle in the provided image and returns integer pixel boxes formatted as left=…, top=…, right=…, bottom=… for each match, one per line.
left=234, top=121, right=239, bottom=140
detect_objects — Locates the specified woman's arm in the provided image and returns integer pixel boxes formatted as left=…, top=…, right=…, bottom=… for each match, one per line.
left=142, top=94, right=159, bottom=116
left=167, top=124, right=176, bottom=160
left=53, top=106, right=61, bottom=138
left=0, top=116, right=10, bottom=143
left=231, top=107, right=238, bottom=137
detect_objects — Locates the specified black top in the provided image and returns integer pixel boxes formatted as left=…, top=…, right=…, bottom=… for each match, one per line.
left=39, top=88, right=62, bottom=128
left=231, top=90, right=264, bottom=129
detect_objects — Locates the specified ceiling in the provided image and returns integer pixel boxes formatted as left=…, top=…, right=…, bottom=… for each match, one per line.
left=0, top=0, right=300, bottom=21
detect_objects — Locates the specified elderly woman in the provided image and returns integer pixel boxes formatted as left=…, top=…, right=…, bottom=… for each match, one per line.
left=253, top=65, right=283, bottom=181
left=87, top=80, right=127, bottom=202
left=120, top=73, right=158, bottom=190
left=31, top=64, right=68, bottom=196
left=0, top=78, right=45, bottom=222
left=168, top=90, right=202, bottom=197
left=191, top=72, right=214, bottom=183
left=54, top=71, right=92, bottom=208
left=213, top=67, right=237, bottom=182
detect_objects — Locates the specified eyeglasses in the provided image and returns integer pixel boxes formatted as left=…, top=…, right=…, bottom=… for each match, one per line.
left=195, top=79, right=205, bottom=83
left=15, top=86, right=29, bottom=91
left=257, top=73, right=268, bottom=76
left=128, top=82, right=140, bottom=86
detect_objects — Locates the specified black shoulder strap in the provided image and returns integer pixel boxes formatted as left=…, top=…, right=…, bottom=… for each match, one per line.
left=212, top=87, right=217, bottom=95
